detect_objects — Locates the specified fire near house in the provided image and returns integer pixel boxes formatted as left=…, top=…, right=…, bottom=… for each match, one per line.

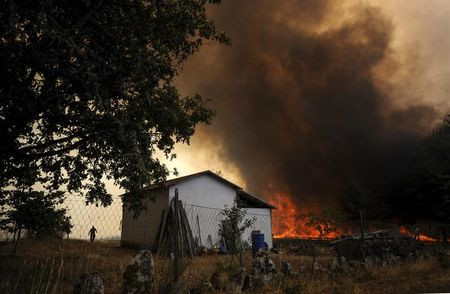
left=121, top=170, right=275, bottom=250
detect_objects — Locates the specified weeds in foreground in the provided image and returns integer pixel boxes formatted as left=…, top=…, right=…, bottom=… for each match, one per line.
left=0, top=239, right=449, bottom=293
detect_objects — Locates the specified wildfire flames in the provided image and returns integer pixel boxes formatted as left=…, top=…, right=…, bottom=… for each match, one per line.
left=268, top=193, right=328, bottom=239
left=268, top=193, right=438, bottom=242
left=399, top=226, right=438, bottom=242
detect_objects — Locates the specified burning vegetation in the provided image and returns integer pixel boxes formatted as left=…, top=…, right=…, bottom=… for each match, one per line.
left=269, top=193, right=441, bottom=242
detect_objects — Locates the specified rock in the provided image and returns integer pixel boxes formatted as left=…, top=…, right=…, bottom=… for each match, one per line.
left=313, top=262, right=320, bottom=273
left=329, top=257, right=339, bottom=271
left=200, top=279, right=214, bottom=292
left=74, top=272, right=104, bottom=294
left=340, top=256, right=347, bottom=267
left=252, top=249, right=277, bottom=283
left=386, top=254, right=399, bottom=265
left=281, top=262, right=292, bottom=276
left=364, top=257, right=373, bottom=270
left=123, top=250, right=155, bottom=294
left=372, top=256, right=380, bottom=266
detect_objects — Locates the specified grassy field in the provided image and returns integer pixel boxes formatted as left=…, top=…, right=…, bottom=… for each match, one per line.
left=0, top=238, right=449, bottom=293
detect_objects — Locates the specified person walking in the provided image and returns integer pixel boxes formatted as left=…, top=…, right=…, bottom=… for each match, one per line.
left=89, top=226, right=97, bottom=242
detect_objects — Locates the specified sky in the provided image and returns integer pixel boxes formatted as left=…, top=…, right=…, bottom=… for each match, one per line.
left=109, top=0, right=450, bottom=204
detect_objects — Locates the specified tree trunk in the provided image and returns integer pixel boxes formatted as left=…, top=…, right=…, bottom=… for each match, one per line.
left=13, top=227, right=22, bottom=255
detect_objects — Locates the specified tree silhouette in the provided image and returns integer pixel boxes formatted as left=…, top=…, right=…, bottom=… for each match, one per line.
left=0, top=1, right=229, bottom=213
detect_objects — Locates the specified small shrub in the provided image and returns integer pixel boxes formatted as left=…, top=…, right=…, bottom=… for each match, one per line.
left=218, top=196, right=255, bottom=264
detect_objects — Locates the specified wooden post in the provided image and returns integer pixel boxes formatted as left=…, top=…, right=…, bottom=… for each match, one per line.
left=359, top=210, right=365, bottom=242
left=359, top=210, right=365, bottom=260
left=196, top=215, right=202, bottom=247
left=174, top=197, right=184, bottom=257
left=179, top=200, right=194, bottom=257
left=154, top=209, right=167, bottom=252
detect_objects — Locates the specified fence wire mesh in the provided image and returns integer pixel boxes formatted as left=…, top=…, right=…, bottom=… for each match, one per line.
left=1, top=195, right=448, bottom=246
left=0, top=195, right=123, bottom=241
left=182, top=203, right=273, bottom=248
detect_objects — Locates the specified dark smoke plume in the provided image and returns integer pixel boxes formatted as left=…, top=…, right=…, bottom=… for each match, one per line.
left=179, top=0, right=438, bottom=207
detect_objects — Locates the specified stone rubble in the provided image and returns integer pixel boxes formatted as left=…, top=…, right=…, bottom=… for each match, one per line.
left=252, top=249, right=277, bottom=283
left=122, top=250, right=155, bottom=294
left=74, top=272, right=104, bottom=294
left=281, top=261, right=292, bottom=276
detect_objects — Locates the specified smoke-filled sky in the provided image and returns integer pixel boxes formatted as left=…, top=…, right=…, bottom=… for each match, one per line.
left=168, top=0, right=450, bottom=206
left=111, top=0, right=450, bottom=207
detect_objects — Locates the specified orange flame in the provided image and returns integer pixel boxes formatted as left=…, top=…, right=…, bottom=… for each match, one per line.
left=269, top=193, right=438, bottom=242
left=268, top=193, right=335, bottom=239
left=399, top=226, right=438, bottom=242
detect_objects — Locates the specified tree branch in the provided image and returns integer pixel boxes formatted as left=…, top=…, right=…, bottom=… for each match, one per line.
left=18, top=134, right=80, bottom=153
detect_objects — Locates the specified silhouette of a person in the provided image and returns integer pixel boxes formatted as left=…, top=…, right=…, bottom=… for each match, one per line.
left=89, top=226, right=97, bottom=242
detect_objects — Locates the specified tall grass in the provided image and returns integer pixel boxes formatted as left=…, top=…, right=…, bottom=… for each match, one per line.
left=0, top=239, right=449, bottom=293
left=0, top=239, right=137, bottom=293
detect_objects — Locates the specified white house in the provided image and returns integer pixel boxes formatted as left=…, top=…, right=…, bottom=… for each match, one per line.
left=121, top=170, right=275, bottom=249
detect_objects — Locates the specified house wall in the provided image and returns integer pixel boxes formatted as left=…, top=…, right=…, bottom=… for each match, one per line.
left=243, top=208, right=273, bottom=248
left=121, top=174, right=274, bottom=249
left=168, top=174, right=273, bottom=248
left=121, top=188, right=168, bottom=248
left=169, top=174, right=236, bottom=209
left=169, top=174, right=236, bottom=248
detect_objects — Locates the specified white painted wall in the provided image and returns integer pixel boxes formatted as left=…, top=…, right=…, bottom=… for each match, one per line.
left=169, top=174, right=235, bottom=247
left=168, top=174, right=273, bottom=249
left=169, top=174, right=236, bottom=209
left=243, top=208, right=273, bottom=248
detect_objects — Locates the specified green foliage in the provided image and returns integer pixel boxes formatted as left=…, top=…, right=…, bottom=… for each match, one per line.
left=300, top=207, right=344, bottom=239
left=219, top=197, right=255, bottom=259
left=0, top=190, right=72, bottom=238
left=0, top=0, right=229, bottom=213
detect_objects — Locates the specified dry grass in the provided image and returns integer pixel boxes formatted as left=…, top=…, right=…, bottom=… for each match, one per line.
left=0, top=239, right=137, bottom=293
left=0, top=239, right=449, bottom=293
left=296, top=259, right=450, bottom=294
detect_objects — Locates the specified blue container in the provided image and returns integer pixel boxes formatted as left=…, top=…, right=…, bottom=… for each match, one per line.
left=251, top=232, right=265, bottom=257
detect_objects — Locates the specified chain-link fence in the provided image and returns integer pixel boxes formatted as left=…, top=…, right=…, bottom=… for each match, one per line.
left=62, top=196, right=123, bottom=240
left=0, top=197, right=274, bottom=244
left=0, top=195, right=123, bottom=242
left=182, top=203, right=273, bottom=248
left=1, top=195, right=448, bottom=246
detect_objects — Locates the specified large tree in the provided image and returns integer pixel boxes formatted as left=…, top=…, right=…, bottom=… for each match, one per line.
left=397, top=114, right=450, bottom=223
left=0, top=0, right=228, bottom=212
